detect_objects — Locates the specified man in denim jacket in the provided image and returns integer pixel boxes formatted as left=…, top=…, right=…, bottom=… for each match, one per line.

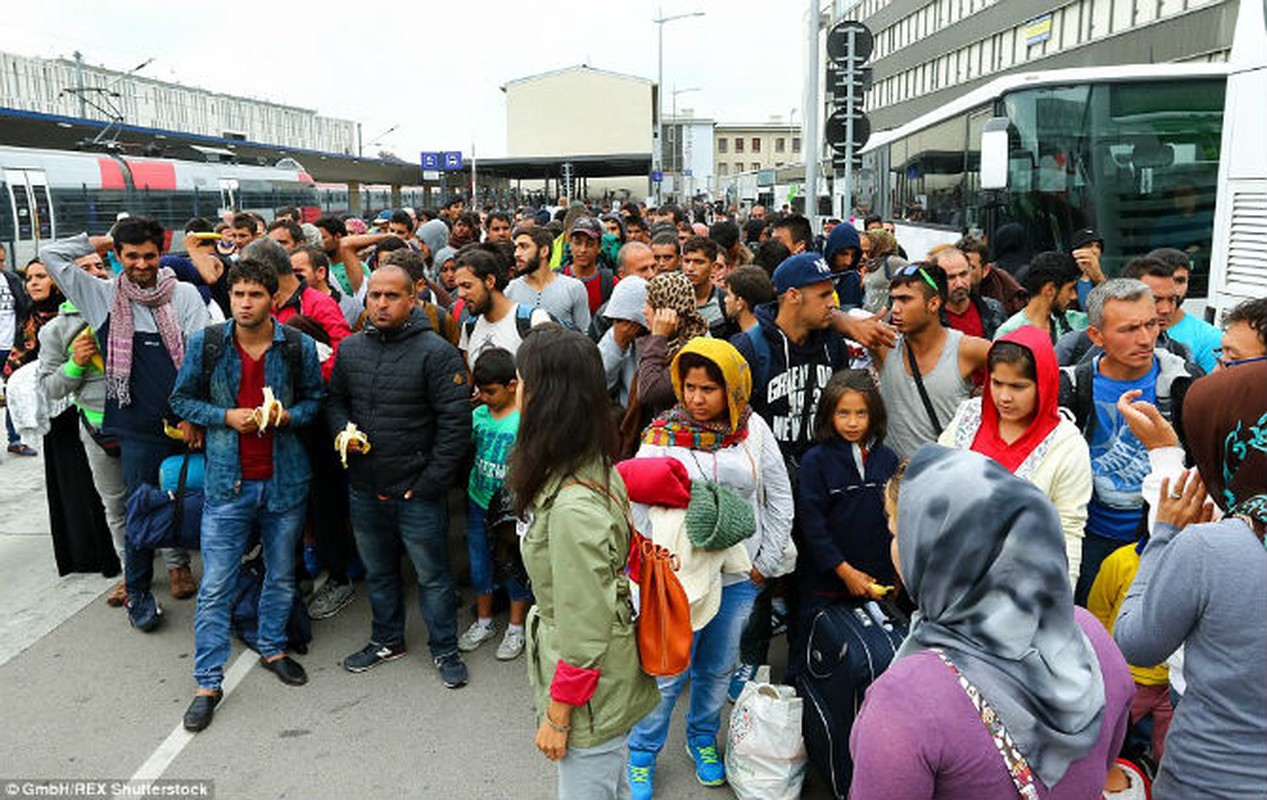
left=170, top=258, right=325, bottom=733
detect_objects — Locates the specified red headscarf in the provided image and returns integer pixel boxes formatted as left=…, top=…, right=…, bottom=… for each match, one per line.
left=971, top=325, right=1062, bottom=472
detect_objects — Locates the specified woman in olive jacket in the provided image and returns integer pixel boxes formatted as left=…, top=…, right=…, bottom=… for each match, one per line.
left=509, top=327, right=659, bottom=800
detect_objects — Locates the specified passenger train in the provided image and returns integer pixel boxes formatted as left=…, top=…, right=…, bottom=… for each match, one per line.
left=1, top=144, right=322, bottom=266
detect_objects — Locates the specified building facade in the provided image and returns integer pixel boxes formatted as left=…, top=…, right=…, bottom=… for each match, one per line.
left=0, top=51, right=358, bottom=155
left=848, top=0, right=1237, bottom=131
left=712, top=120, right=803, bottom=182
left=662, top=112, right=716, bottom=201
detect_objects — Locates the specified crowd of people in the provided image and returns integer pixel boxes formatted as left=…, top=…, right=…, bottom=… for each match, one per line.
left=0, top=194, right=1264, bottom=799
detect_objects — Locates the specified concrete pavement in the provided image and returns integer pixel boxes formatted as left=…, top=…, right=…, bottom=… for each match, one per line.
left=0, top=452, right=831, bottom=800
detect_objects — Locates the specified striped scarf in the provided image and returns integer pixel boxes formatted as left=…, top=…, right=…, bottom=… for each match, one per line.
left=106, top=267, right=185, bottom=406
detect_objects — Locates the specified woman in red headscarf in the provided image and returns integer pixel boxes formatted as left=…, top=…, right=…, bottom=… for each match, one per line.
left=939, top=325, right=1092, bottom=587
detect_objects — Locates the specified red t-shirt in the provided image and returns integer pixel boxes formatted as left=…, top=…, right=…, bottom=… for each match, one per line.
left=945, top=304, right=986, bottom=388
left=236, top=340, right=274, bottom=481
left=564, top=265, right=616, bottom=314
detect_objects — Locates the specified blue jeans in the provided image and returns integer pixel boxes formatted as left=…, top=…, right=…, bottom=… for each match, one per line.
left=349, top=489, right=458, bottom=658
left=466, top=498, right=531, bottom=602
left=627, top=579, right=760, bottom=752
left=193, top=481, right=305, bottom=690
left=121, top=437, right=189, bottom=599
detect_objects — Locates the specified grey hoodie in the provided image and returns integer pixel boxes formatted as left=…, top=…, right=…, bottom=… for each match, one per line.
left=417, top=219, right=450, bottom=267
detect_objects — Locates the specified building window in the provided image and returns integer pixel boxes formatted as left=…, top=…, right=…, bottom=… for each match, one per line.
left=793, top=137, right=801, bottom=153
left=735, top=162, right=744, bottom=173
left=776, top=137, right=786, bottom=153
left=751, top=163, right=761, bottom=172
left=718, top=138, right=728, bottom=153
left=718, top=163, right=728, bottom=176
left=735, top=138, right=745, bottom=152
left=752, top=137, right=761, bottom=152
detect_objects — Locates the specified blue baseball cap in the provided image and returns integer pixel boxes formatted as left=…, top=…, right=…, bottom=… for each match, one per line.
left=773, top=252, right=834, bottom=294
left=374, top=210, right=393, bottom=223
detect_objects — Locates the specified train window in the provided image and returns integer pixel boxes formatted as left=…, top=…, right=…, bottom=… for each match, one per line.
left=0, top=181, right=13, bottom=241
left=32, top=185, right=53, bottom=239
left=12, top=185, right=32, bottom=239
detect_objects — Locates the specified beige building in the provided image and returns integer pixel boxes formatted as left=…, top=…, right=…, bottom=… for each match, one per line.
left=713, top=120, right=803, bottom=182
left=502, top=65, right=654, bottom=198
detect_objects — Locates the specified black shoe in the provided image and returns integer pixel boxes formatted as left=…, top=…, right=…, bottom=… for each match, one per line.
left=260, top=655, right=308, bottom=686
left=183, top=690, right=222, bottom=732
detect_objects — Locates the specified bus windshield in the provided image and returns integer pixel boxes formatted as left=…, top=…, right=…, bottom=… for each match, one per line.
left=997, top=78, right=1224, bottom=292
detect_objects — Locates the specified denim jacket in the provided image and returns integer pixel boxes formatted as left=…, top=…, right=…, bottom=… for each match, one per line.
left=171, top=320, right=325, bottom=511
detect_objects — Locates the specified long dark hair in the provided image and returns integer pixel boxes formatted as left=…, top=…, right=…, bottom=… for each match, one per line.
left=507, top=327, right=615, bottom=515
left=813, top=369, right=887, bottom=445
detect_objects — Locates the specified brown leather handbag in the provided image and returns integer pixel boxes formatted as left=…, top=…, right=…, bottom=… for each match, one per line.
left=633, top=531, right=693, bottom=677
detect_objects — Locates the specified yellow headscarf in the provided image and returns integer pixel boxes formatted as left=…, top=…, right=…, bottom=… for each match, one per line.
left=669, top=337, right=753, bottom=433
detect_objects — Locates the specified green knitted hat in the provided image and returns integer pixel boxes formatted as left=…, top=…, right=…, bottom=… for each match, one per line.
left=685, top=480, right=756, bottom=550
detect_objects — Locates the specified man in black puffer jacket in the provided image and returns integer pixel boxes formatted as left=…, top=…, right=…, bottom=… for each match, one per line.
left=327, top=264, right=473, bottom=688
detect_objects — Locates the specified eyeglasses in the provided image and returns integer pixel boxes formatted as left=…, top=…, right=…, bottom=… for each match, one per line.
left=1212, top=348, right=1267, bottom=370
left=894, top=263, right=941, bottom=294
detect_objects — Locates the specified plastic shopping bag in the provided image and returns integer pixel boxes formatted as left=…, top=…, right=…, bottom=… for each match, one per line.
left=725, top=673, right=808, bottom=800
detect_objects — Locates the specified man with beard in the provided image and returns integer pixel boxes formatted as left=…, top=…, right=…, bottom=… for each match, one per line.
left=650, top=232, right=681, bottom=274
left=485, top=211, right=513, bottom=244
left=995, top=251, right=1085, bottom=343
left=931, top=247, right=1006, bottom=340
left=872, top=263, right=990, bottom=460
left=505, top=226, right=589, bottom=332
left=455, top=248, right=552, bottom=364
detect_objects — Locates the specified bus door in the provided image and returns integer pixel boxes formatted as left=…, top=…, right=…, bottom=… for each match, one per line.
left=4, top=169, right=54, bottom=265
left=218, top=179, right=238, bottom=216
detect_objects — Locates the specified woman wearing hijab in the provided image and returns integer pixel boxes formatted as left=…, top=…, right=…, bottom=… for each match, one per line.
left=850, top=446, right=1133, bottom=799
left=1113, top=362, right=1267, bottom=800
left=939, top=325, right=1092, bottom=586
left=618, top=272, right=711, bottom=454
left=511, top=328, right=659, bottom=800
left=622, top=338, right=793, bottom=797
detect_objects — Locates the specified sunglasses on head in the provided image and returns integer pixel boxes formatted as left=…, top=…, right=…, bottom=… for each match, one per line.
left=895, top=262, right=941, bottom=293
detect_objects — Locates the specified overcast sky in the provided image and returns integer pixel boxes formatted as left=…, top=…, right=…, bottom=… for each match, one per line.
left=6, top=0, right=814, bottom=159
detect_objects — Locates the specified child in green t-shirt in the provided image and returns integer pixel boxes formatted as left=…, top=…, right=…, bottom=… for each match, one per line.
left=458, top=348, right=531, bottom=661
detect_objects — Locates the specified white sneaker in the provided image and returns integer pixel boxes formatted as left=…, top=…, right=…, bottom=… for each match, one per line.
left=496, top=628, right=525, bottom=661
left=458, top=621, right=497, bottom=652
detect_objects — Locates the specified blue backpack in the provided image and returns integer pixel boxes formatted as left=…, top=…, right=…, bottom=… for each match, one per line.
left=744, top=323, right=773, bottom=388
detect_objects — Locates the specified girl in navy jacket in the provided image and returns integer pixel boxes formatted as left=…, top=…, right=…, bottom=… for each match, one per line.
left=795, top=369, right=899, bottom=618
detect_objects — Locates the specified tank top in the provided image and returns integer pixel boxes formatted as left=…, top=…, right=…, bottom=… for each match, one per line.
left=879, top=328, right=972, bottom=460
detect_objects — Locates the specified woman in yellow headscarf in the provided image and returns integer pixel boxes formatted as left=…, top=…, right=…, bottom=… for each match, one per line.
left=623, top=337, right=794, bottom=796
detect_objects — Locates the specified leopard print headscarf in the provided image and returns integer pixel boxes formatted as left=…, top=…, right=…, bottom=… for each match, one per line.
left=646, top=271, right=710, bottom=359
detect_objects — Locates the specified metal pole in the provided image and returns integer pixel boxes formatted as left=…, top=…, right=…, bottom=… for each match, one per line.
left=842, top=27, right=856, bottom=223
left=804, top=0, right=820, bottom=233
left=73, top=51, right=86, bottom=118
left=656, top=8, right=664, bottom=207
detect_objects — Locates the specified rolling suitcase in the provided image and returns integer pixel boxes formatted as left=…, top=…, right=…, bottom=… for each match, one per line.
left=797, top=600, right=908, bottom=799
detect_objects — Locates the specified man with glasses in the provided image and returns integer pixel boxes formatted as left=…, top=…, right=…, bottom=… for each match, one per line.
left=1216, top=297, right=1267, bottom=369
left=872, top=262, right=990, bottom=460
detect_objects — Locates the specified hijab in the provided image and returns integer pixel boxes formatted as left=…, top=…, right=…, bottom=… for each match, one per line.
left=645, top=271, right=709, bottom=359
left=1183, top=359, right=1267, bottom=527
left=643, top=337, right=753, bottom=452
left=972, top=326, right=1063, bottom=472
left=896, top=446, right=1105, bottom=787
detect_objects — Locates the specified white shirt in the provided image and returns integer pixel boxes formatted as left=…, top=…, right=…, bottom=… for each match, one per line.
left=458, top=302, right=552, bottom=360
left=0, top=276, right=16, bottom=352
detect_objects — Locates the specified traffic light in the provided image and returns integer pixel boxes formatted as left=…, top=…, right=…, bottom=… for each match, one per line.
left=824, top=21, right=873, bottom=163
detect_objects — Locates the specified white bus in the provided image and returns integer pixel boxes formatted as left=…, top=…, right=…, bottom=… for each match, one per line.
left=857, top=61, right=1230, bottom=300
left=1207, top=0, right=1267, bottom=318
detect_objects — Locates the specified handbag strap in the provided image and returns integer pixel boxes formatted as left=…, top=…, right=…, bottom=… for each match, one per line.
left=932, top=648, right=1039, bottom=800
left=904, top=339, right=943, bottom=436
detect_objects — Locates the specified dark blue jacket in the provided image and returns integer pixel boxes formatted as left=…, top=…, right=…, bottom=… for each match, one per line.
left=796, top=437, right=899, bottom=604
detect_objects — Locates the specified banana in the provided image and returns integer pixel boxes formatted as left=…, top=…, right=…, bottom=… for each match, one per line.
left=253, top=386, right=285, bottom=432
left=869, top=583, right=896, bottom=598
left=334, top=422, right=371, bottom=468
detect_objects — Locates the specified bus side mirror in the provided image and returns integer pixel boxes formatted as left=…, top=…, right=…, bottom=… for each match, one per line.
left=980, top=117, right=1010, bottom=190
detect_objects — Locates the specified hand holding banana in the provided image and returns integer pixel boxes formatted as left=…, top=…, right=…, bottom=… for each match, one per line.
left=251, top=387, right=287, bottom=431
left=334, top=422, right=371, bottom=468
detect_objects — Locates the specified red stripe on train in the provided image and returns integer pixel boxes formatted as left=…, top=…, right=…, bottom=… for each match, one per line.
left=98, top=158, right=126, bottom=190
left=128, top=161, right=177, bottom=190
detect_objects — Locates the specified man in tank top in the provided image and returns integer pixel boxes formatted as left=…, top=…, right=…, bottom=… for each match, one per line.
left=873, top=263, right=990, bottom=460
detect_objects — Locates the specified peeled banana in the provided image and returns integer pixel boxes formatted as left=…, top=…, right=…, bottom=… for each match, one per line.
left=252, top=386, right=285, bottom=432
left=334, top=422, right=371, bottom=468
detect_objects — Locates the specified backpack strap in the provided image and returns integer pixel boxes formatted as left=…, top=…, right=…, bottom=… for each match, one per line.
left=1072, top=358, right=1095, bottom=437
left=744, top=323, right=772, bottom=389
left=599, top=270, right=615, bottom=305
left=277, top=323, right=305, bottom=390
left=199, top=323, right=226, bottom=399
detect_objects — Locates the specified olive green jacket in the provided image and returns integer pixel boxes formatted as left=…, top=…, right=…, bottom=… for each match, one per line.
left=522, top=460, right=659, bottom=749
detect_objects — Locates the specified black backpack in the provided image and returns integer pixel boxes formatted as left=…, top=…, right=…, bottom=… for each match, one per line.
left=230, top=543, right=312, bottom=654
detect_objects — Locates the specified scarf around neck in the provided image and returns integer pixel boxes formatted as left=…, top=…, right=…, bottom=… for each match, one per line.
left=106, top=267, right=185, bottom=406
left=896, top=446, right=1105, bottom=787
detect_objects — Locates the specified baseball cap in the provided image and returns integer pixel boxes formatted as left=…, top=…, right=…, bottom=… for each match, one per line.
left=1069, top=228, right=1103, bottom=251
left=374, top=210, right=393, bottom=224
left=773, top=252, right=834, bottom=294
left=569, top=217, right=604, bottom=239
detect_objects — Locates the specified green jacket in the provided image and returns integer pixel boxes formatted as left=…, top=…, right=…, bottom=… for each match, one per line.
left=522, top=460, right=659, bottom=749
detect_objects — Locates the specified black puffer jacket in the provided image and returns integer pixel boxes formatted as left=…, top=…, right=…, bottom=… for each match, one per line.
left=328, top=307, right=471, bottom=499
